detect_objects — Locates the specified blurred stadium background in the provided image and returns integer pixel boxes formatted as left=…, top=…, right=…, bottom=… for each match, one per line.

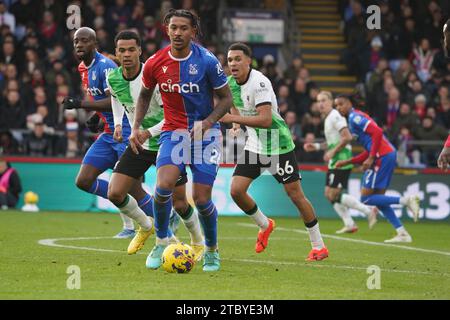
left=0, top=0, right=449, bottom=220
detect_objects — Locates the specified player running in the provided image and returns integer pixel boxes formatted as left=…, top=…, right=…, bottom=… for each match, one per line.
left=130, top=10, right=233, bottom=271
left=303, top=91, right=378, bottom=234
left=62, top=27, right=148, bottom=238
left=106, top=30, right=204, bottom=258
left=221, top=42, right=328, bottom=261
left=334, top=95, right=420, bottom=243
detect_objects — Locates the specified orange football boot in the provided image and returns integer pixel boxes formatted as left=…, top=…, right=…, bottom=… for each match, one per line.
left=255, top=218, right=275, bottom=253
left=306, top=247, right=329, bottom=261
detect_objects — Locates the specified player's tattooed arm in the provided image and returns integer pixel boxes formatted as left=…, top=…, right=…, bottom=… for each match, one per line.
left=203, top=84, right=233, bottom=129
left=133, top=86, right=154, bottom=130
left=129, top=85, right=154, bottom=154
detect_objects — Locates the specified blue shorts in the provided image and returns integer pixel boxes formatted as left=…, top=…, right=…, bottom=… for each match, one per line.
left=82, top=133, right=128, bottom=172
left=362, top=151, right=396, bottom=190
left=156, top=130, right=222, bottom=186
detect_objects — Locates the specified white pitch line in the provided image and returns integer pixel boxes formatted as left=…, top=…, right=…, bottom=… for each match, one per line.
left=37, top=237, right=449, bottom=277
left=237, top=223, right=450, bottom=257
left=226, top=258, right=446, bottom=277
left=38, top=237, right=124, bottom=254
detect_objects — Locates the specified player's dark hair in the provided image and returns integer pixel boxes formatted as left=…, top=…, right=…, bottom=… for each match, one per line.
left=228, top=42, right=252, bottom=57
left=163, top=9, right=202, bottom=37
left=114, top=30, right=141, bottom=47
left=336, top=93, right=365, bottom=108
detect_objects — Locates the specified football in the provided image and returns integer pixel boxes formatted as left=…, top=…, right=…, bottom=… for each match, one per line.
left=162, top=243, right=195, bottom=273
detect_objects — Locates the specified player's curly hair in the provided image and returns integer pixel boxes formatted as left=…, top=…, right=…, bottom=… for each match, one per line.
left=163, top=9, right=202, bottom=37
left=336, top=93, right=366, bottom=109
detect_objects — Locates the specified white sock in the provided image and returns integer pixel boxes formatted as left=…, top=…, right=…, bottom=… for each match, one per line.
left=168, top=234, right=179, bottom=244
left=341, top=194, right=372, bottom=216
left=119, top=195, right=152, bottom=231
left=156, top=237, right=169, bottom=246
left=179, top=208, right=204, bottom=245
left=249, top=206, right=269, bottom=230
left=396, top=226, right=408, bottom=235
left=306, top=221, right=325, bottom=250
left=119, top=213, right=134, bottom=230
left=333, top=203, right=355, bottom=227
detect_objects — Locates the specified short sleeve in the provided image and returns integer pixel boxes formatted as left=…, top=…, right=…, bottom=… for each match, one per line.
left=154, top=85, right=163, bottom=106
left=205, top=52, right=228, bottom=90
left=349, top=113, right=370, bottom=132
left=142, top=56, right=157, bottom=89
left=105, top=73, right=114, bottom=97
left=101, top=60, right=117, bottom=92
left=253, top=76, right=272, bottom=108
left=333, top=112, right=348, bottom=132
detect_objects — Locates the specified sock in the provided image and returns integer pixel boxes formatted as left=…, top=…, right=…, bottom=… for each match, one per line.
left=305, top=219, right=325, bottom=250
left=341, top=193, right=372, bottom=216
left=153, top=187, right=172, bottom=239
left=399, top=197, right=409, bottom=206
left=119, top=213, right=135, bottom=230
left=138, top=194, right=154, bottom=217
left=245, top=205, right=269, bottom=230
left=117, top=195, right=152, bottom=231
left=156, top=236, right=169, bottom=246
left=177, top=206, right=204, bottom=245
left=378, top=205, right=403, bottom=229
left=361, top=194, right=400, bottom=207
left=396, top=226, right=408, bottom=235
left=88, top=179, right=109, bottom=198
left=137, top=193, right=174, bottom=237
left=196, top=201, right=218, bottom=250
left=333, top=203, right=355, bottom=227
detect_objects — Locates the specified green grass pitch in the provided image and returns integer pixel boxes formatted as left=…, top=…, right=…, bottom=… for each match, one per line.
left=0, top=210, right=449, bottom=299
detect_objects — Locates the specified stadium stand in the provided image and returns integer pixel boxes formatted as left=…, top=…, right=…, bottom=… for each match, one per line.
left=0, top=0, right=448, bottom=167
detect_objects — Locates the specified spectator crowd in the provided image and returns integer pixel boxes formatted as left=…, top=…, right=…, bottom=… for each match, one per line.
left=0, top=0, right=448, bottom=168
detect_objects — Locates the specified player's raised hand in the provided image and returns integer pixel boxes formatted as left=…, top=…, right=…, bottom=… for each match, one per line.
left=113, top=124, right=123, bottom=142
left=129, top=128, right=144, bottom=154
left=62, top=97, right=82, bottom=109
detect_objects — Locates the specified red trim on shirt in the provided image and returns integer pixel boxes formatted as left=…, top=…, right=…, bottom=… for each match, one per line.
left=445, top=135, right=450, bottom=148
left=365, top=122, right=383, bottom=157
left=351, top=150, right=370, bottom=164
